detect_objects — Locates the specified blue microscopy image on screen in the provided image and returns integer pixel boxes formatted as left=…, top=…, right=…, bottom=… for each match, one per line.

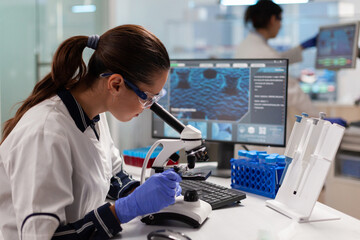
left=169, top=68, right=250, bottom=122
left=212, top=123, right=232, bottom=141
left=188, top=121, right=207, bottom=139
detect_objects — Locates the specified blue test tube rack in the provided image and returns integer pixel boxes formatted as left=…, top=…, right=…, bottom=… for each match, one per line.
left=230, top=150, right=285, bottom=199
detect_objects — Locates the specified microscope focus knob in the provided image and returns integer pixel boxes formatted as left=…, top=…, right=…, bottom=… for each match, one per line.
left=187, top=155, right=195, bottom=169
left=184, top=189, right=199, bottom=202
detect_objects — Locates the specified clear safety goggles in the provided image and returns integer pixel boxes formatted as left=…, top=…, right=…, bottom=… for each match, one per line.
left=100, top=73, right=166, bottom=108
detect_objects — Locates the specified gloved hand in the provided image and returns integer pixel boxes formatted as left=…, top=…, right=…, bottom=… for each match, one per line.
left=301, top=35, right=317, bottom=49
left=114, top=169, right=182, bottom=223
left=324, top=117, right=347, bottom=127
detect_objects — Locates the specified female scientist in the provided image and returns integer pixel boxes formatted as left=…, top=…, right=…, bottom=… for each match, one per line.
left=235, top=0, right=318, bottom=117
left=0, top=25, right=181, bottom=240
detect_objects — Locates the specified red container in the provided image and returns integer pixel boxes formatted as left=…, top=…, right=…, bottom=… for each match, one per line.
left=123, top=155, right=178, bottom=168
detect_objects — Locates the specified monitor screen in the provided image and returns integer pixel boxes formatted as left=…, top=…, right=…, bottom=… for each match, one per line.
left=152, top=59, right=288, bottom=147
left=316, top=22, right=359, bottom=69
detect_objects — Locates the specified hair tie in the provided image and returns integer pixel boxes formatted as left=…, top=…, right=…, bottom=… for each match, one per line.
left=87, top=35, right=100, bottom=50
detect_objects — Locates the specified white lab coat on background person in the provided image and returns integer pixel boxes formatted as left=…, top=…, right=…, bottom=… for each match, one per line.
left=235, top=31, right=318, bottom=153
left=236, top=31, right=303, bottom=64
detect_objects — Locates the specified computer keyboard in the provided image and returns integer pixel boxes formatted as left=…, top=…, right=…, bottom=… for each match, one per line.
left=180, top=180, right=246, bottom=210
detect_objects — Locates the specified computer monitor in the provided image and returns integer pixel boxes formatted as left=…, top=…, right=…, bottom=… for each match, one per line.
left=152, top=59, right=288, bottom=176
left=316, top=22, right=359, bottom=69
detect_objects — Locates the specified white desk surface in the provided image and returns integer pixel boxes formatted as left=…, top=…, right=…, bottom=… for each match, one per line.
left=113, top=164, right=360, bottom=240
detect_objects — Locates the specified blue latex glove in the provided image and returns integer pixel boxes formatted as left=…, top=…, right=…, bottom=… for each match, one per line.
left=324, top=117, right=347, bottom=127
left=114, top=169, right=182, bottom=223
left=301, top=35, right=317, bottom=49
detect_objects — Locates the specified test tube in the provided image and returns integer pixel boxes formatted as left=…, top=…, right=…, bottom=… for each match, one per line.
left=246, top=151, right=258, bottom=162
left=265, top=155, right=277, bottom=166
left=256, top=151, right=267, bottom=155
left=276, top=155, right=286, bottom=166
left=265, top=155, right=281, bottom=188
left=258, top=153, right=269, bottom=164
left=276, top=155, right=286, bottom=186
left=238, top=150, right=248, bottom=162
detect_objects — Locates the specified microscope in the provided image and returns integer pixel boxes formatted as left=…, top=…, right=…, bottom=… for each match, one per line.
left=140, top=102, right=212, bottom=228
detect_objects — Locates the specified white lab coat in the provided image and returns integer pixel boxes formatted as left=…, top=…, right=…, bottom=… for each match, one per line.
left=0, top=96, right=124, bottom=239
left=235, top=31, right=318, bottom=153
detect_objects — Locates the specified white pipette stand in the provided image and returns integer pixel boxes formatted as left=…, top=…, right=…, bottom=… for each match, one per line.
left=266, top=113, right=345, bottom=223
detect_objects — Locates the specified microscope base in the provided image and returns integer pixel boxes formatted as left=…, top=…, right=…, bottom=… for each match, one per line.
left=141, top=196, right=212, bottom=228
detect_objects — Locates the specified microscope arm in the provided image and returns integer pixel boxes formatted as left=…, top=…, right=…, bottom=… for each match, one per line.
left=140, top=140, right=161, bottom=184
left=139, top=103, right=212, bottom=228
left=141, top=103, right=206, bottom=184
left=140, top=139, right=185, bottom=184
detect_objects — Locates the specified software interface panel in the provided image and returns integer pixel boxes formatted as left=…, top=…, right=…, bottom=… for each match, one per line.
left=152, top=59, right=288, bottom=147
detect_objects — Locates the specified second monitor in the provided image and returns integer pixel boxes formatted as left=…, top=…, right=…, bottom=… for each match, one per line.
left=316, top=21, right=359, bottom=69
left=152, top=59, right=288, bottom=175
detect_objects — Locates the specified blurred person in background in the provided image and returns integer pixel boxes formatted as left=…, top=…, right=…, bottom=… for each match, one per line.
left=236, top=0, right=318, bottom=120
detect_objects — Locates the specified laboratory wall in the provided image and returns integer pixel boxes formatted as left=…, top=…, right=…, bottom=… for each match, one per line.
left=0, top=0, right=109, bottom=135
left=0, top=0, right=37, bottom=131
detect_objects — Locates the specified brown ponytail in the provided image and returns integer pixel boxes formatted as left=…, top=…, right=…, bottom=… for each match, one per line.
left=1, top=36, right=88, bottom=143
left=1, top=25, right=169, bottom=144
